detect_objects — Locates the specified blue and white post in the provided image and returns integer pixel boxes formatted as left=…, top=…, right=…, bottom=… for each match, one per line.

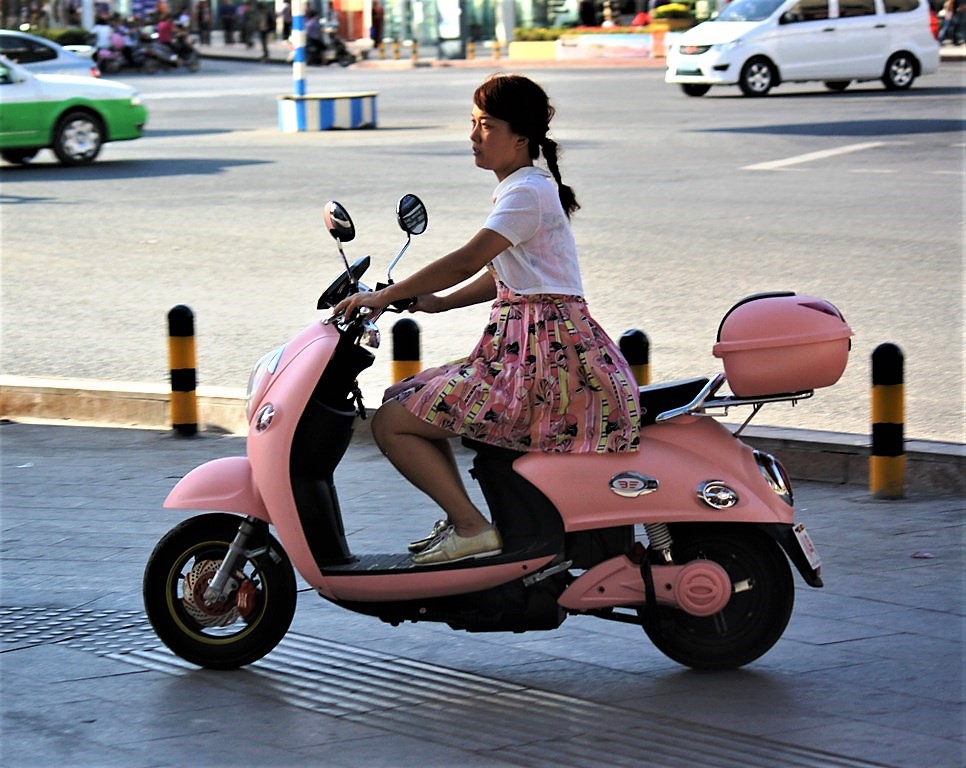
left=290, top=0, right=307, bottom=131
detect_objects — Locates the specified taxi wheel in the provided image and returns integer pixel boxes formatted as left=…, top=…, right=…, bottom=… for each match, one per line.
left=1, top=149, right=38, bottom=165
left=52, top=111, right=104, bottom=166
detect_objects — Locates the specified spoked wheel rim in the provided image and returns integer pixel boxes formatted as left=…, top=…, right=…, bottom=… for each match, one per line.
left=58, top=116, right=102, bottom=164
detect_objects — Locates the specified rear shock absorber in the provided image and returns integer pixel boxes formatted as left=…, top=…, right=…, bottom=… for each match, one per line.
left=643, top=522, right=674, bottom=563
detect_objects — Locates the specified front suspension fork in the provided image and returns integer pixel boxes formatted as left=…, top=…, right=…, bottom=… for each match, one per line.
left=203, top=517, right=262, bottom=605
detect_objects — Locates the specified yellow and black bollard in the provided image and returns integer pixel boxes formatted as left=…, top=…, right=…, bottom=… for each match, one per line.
left=466, top=41, right=476, bottom=59
left=620, top=329, right=650, bottom=387
left=410, top=39, right=419, bottom=63
left=492, top=40, right=501, bottom=59
left=392, top=40, right=401, bottom=60
left=167, top=305, right=198, bottom=437
left=870, top=342, right=904, bottom=498
left=391, top=318, right=421, bottom=383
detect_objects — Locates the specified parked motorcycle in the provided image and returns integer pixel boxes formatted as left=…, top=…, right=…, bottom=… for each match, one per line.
left=143, top=194, right=853, bottom=672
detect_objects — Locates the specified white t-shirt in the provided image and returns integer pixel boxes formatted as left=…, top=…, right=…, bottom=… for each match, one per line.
left=483, top=166, right=584, bottom=296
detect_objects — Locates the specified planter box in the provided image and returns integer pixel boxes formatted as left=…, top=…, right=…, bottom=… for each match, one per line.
left=507, top=40, right=559, bottom=60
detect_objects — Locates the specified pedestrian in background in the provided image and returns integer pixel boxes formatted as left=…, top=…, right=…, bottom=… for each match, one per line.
left=257, top=1, right=274, bottom=60
left=219, top=0, right=236, bottom=44
left=279, top=0, right=292, bottom=39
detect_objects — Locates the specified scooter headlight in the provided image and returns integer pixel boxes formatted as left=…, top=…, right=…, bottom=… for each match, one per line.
left=755, top=450, right=794, bottom=507
left=246, top=345, right=285, bottom=420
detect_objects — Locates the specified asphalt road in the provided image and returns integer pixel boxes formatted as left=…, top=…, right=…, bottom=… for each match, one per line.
left=2, top=61, right=963, bottom=441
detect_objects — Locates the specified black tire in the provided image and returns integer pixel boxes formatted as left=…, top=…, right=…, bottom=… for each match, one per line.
left=824, top=80, right=850, bottom=92
left=52, top=111, right=103, bottom=166
left=681, top=83, right=711, bottom=97
left=142, top=56, right=161, bottom=74
left=143, top=513, right=297, bottom=670
left=337, top=51, right=354, bottom=67
left=640, top=525, right=794, bottom=670
left=1, top=149, right=38, bottom=164
left=739, top=57, right=776, bottom=97
left=185, top=51, right=200, bottom=72
left=882, top=52, right=917, bottom=91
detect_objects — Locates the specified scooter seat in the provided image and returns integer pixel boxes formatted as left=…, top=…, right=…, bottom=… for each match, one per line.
left=638, top=377, right=710, bottom=427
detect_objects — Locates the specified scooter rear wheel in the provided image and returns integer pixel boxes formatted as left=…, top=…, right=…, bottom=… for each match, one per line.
left=639, top=525, right=793, bottom=670
left=143, top=513, right=296, bottom=669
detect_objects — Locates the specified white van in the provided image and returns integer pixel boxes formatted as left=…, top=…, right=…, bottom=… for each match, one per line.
left=665, top=0, right=940, bottom=96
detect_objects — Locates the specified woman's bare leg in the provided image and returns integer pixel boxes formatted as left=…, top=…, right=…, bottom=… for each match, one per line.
left=371, top=400, right=491, bottom=537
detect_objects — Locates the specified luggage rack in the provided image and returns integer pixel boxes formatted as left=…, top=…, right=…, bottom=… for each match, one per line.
left=656, top=373, right=814, bottom=436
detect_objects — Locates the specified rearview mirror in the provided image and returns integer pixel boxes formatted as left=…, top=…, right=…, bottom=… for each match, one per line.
left=323, top=201, right=355, bottom=242
left=396, top=194, right=427, bottom=236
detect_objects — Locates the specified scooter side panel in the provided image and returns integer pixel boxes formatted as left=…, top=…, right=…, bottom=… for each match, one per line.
left=164, top=456, right=270, bottom=522
left=248, top=322, right=340, bottom=593
left=515, top=417, right=793, bottom=530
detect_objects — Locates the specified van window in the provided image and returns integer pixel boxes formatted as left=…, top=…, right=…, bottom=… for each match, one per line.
left=883, top=0, right=918, bottom=11
left=717, top=0, right=786, bottom=21
left=838, top=0, right=876, bottom=16
left=781, top=0, right=830, bottom=22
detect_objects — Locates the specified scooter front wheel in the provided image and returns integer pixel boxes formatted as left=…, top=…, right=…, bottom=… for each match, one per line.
left=143, top=513, right=296, bottom=669
left=640, top=525, right=793, bottom=670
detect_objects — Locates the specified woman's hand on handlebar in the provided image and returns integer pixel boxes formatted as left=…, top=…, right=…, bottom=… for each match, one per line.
left=330, top=289, right=390, bottom=323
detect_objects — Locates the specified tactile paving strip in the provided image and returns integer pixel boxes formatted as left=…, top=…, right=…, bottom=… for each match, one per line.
left=0, top=606, right=892, bottom=768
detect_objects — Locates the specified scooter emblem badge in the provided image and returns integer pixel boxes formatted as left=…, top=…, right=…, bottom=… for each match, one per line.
left=609, top=472, right=659, bottom=498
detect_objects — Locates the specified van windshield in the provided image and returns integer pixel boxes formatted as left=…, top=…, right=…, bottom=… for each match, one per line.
left=716, top=0, right=785, bottom=20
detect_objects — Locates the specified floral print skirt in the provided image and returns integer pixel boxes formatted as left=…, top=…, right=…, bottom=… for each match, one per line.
left=383, top=282, right=640, bottom=453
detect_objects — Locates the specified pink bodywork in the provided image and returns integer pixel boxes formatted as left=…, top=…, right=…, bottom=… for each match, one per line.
left=165, top=317, right=797, bottom=614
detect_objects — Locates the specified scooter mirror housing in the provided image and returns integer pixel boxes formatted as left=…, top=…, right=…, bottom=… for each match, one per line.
left=323, top=201, right=355, bottom=242
left=396, top=194, right=427, bottom=236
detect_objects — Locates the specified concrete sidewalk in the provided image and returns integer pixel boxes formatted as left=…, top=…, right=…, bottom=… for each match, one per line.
left=0, top=420, right=963, bottom=767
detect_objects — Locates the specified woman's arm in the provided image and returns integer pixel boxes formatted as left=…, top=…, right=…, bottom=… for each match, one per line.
left=412, top=272, right=496, bottom=314
left=332, top=228, right=510, bottom=317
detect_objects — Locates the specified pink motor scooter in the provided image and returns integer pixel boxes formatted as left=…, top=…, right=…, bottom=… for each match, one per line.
left=143, top=194, right=853, bottom=671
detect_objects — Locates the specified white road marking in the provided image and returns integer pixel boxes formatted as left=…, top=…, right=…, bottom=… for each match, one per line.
left=743, top=141, right=889, bottom=171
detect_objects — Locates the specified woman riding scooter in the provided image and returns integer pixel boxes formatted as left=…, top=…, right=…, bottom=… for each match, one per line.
left=332, top=74, right=641, bottom=566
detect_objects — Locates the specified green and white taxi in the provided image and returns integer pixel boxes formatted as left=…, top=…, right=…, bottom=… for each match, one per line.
left=0, top=55, right=147, bottom=166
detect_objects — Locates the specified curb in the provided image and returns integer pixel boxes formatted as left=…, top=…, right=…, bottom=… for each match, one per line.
left=2, top=375, right=962, bottom=496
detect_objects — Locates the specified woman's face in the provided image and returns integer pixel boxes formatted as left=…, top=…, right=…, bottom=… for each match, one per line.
left=470, top=104, right=530, bottom=181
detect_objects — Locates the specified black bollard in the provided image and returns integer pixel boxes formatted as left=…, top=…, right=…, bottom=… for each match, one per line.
left=620, top=329, right=650, bottom=386
left=870, top=343, right=904, bottom=498
left=391, top=318, right=421, bottom=383
left=167, top=305, right=198, bottom=437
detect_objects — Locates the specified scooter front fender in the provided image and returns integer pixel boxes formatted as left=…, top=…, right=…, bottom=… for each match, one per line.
left=164, top=456, right=270, bottom=524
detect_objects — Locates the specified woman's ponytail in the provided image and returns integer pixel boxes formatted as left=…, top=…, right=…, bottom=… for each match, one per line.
left=540, top=136, right=580, bottom=220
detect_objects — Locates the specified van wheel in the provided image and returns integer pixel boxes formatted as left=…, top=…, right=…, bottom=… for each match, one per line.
left=681, top=83, right=711, bottom=97
left=824, top=80, right=850, bottom=92
left=882, top=52, right=916, bottom=90
left=739, top=57, right=776, bottom=97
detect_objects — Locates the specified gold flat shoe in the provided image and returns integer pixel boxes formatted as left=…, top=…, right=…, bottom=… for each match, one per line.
left=411, top=525, right=502, bottom=566
left=407, top=519, right=449, bottom=554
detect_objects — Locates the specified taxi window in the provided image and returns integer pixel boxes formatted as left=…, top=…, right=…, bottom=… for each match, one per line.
left=0, top=36, right=57, bottom=63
